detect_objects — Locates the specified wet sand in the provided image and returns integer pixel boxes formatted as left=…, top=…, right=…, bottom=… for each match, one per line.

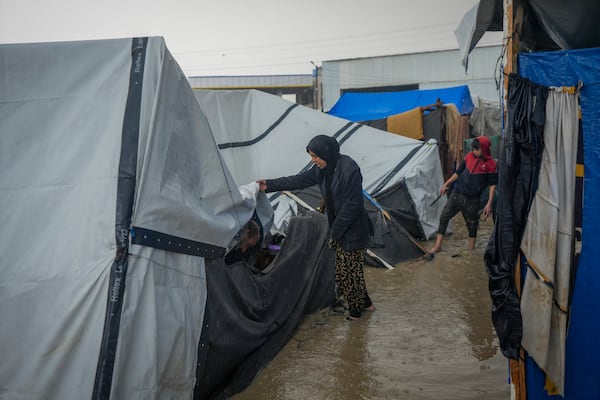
left=233, top=218, right=510, bottom=400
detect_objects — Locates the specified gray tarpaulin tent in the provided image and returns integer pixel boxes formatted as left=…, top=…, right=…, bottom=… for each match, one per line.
left=194, top=89, right=447, bottom=264
left=0, top=37, right=335, bottom=400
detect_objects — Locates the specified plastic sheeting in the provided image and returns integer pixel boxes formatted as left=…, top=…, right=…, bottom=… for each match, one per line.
left=422, top=104, right=472, bottom=181
left=484, top=74, right=548, bottom=360
left=1, top=38, right=133, bottom=399
left=134, top=41, right=251, bottom=249
left=519, top=47, right=600, bottom=400
left=327, top=85, right=475, bottom=121
left=387, top=107, right=424, bottom=140
left=456, top=0, right=600, bottom=72
left=455, top=0, right=504, bottom=71
left=470, top=97, right=502, bottom=137
left=194, top=213, right=335, bottom=399
left=0, top=37, right=256, bottom=399
left=520, top=88, right=579, bottom=395
left=194, top=89, right=446, bottom=241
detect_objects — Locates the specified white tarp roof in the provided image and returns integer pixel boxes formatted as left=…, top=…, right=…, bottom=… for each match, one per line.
left=0, top=37, right=255, bottom=399
left=194, top=89, right=446, bottom=239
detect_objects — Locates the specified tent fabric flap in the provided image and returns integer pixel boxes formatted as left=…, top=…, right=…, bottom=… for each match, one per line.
left=457, top=0, right=600, bottom=72
left=112, top=37, right=257, bottom=399
left=387, top=107, right=425, bottom=140
left=133, top=39, right=252, bottom=251
left=520, top=88, right=579, bottom=395
left=484, top=74, right=548, bottom=360
left=194, top=213, right=336, bottom=399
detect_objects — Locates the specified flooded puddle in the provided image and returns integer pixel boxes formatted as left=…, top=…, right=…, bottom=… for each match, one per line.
left=233, top=218, right=509, bottom=400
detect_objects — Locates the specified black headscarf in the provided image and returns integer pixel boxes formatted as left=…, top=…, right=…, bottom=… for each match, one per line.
left=306, top=135, right=340, bottom=174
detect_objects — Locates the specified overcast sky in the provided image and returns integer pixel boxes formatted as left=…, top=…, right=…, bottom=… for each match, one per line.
left=0, top=0, right=502, bottom=76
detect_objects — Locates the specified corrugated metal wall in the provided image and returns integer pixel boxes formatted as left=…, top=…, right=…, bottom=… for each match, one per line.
left=321, top=45, right=502, bottom=111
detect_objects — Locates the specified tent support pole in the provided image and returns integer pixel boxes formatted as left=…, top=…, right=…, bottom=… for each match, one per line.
left=282, top=191, right=395, bottom=270
left=504, top=1, right=526, bottom=399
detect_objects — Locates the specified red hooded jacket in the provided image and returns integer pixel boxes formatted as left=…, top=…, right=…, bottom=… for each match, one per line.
left=453, top=135, right=498, bottom=197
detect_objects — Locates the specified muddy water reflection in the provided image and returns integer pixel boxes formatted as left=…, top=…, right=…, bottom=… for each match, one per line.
left=233, top=220, right=509, bottom=399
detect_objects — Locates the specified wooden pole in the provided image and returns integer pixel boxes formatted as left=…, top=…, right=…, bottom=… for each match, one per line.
left=504, top=0, right=524, bottom=109
left=504, top=1, right=527, bottom=399
left=503, top=0, right=514, bottom=114
left=509, top=256, right=527, bottom=400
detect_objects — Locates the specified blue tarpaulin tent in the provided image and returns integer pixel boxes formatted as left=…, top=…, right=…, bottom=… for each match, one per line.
left=519, top=47, right=600, bottom=400
left=327, top=85, right=475, bottom=121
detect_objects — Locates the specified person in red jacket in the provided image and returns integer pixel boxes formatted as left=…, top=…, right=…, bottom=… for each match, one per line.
left=429, top=136, right=497, bottom=254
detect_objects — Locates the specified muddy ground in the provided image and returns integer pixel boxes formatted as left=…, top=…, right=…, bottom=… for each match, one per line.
left=233, top=217, right=510, bottom=400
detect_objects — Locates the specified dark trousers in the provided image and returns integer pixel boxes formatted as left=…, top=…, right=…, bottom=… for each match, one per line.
left=437, top=191, right=481, bottom=238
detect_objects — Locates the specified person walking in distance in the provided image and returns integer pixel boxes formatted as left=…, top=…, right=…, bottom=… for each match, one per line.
left=429, top=136, right=497, bottom=254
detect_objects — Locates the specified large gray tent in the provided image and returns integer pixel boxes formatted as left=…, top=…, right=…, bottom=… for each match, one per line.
left=193, top=89, right=447, bottom=264
left=0, top=37, right=337, bottom=399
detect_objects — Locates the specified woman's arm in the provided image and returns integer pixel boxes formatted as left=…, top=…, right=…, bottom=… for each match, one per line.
left=258, top=167, right=318, bottom=193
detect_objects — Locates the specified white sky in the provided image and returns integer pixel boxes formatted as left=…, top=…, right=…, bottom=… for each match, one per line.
left=0, top=0, right=502, bottom=76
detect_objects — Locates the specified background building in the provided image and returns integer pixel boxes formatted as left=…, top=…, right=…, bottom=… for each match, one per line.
left=189, top=74, right=317, bottom=108
left=321, top=45, right=502, bottom=111
left=188, top=45, right=502, bottom=114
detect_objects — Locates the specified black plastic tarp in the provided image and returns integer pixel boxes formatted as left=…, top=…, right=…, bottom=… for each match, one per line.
left=457, top=0, right=600, bottom=71
left=194, top=213, right=336, bottom=400
left=484, top=74, right=547, bottom=359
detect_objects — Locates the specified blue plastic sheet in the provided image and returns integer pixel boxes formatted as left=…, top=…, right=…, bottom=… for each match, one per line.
left=327, top=85, right=475, bottom=121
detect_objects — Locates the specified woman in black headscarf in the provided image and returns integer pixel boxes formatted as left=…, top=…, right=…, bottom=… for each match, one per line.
left=257, top=135, right=374, bottom=320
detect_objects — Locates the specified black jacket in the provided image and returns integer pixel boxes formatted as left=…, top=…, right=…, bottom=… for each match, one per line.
left=266, top=155, right=372, bottom=251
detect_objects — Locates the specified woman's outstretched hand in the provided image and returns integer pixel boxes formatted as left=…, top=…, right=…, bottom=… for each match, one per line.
left=257, top=179, right=267, bottom=192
